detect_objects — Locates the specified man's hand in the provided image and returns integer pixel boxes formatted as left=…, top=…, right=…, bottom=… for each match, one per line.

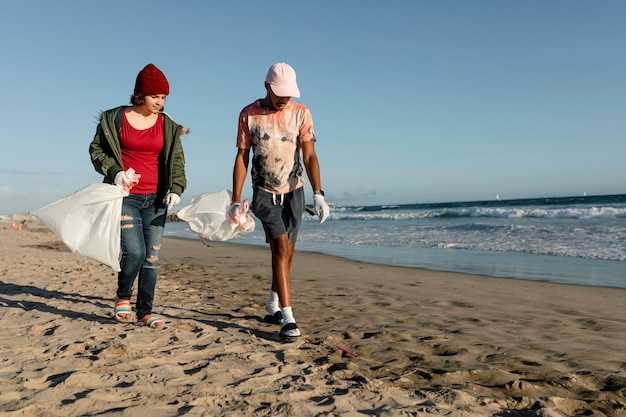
left=229, top=201, right=242, bottom=220
left=229, top=200, right=254, bottom=230
left=313, top=194, right=330, bottom=223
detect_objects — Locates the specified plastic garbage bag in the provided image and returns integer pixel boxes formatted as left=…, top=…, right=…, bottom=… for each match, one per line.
left=33, top=183, right=128, bottom=271
left=176, top=189, right=255, bottom=243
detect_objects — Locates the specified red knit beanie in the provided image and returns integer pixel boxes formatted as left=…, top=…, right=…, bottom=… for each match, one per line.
left=133, top=63, right=170, bottom=96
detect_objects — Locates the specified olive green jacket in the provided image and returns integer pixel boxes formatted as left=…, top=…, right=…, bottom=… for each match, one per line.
left=89, top=106, right=188, bottom=197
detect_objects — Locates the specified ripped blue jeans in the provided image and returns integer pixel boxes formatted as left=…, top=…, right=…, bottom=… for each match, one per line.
left=118, top=193, right=166, bottom=319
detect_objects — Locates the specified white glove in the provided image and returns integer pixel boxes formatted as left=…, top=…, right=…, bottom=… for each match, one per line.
left=228, top=201, right=242, bottom=220
left=114, top=168, right=141, bottom=192
left=114, top=171, right=129, bottom=186
left=164, top=193, right=181, bottom=210
left=229, top=200, right=254, bottom=230
left=313, top=193, right=330, bottom=224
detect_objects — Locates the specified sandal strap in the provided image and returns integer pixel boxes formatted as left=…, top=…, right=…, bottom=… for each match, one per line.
left=141, top=315, right=164, bottom=328
left=115, top=300, right=131, bottom=313
left=279, top=322, right=301, bottom=337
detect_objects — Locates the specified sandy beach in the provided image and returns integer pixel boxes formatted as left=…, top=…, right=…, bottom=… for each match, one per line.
left=1, top=221, right=625, bottom=416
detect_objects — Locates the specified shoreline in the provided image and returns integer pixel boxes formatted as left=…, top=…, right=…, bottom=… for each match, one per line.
left=2, top=224, right=626, bottom=416
left=7, top=215, right=625, bottom=289
left=166, top=230, right=626, bottom=290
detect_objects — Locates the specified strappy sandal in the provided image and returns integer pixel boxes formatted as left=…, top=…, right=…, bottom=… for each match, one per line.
left=279, top=322, right=301, bottom=338
left=114, top=299, right=133, bottom=322
left=264, top=311, right=283, bottom=325
left=137, top=315, right=165, bottom=329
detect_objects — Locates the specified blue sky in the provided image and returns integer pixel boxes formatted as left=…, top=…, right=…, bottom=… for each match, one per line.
left=1, top=1, right=624, bottom=214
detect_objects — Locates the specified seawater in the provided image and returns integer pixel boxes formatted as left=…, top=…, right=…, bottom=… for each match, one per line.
left=165, top=194, right=626, bottom=289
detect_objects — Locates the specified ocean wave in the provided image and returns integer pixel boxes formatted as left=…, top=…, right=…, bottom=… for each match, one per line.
left=165, top=193, right=626, bottom=265
left=327, top=206, right=626, bottom=221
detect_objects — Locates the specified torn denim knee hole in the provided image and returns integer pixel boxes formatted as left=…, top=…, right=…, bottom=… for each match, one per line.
left=120, top=215, right=134, bottom=229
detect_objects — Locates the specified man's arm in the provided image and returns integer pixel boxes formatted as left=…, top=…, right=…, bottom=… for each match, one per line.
left=232, top=147, right=250, bottom=202
left=301, top=141, right=322, bottom=192
left=302, top=141, right=330, bottom=223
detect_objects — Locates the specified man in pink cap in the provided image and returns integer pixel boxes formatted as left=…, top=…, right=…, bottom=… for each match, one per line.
left=231, top=62, right=330, bottom=338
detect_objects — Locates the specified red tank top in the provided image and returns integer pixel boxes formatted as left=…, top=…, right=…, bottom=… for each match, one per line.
left=119, top=112, right=164, bottom=194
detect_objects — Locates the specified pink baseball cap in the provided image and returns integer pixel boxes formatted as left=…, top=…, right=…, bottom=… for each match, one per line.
left=265, top=62, right=300, bottom=98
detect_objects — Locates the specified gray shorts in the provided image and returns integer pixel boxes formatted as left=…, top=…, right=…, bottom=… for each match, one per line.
left=251, top=187, right=305, bottom=243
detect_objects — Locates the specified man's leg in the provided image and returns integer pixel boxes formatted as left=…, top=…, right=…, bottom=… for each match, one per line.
left=270, top=235, right=301, bottom=337
left=270, top=234, right=295, bottom=307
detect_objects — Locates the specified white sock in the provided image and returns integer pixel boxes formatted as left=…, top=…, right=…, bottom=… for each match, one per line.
left=266, top=290, right=280, bottom=315
left=281, top=306, right=296, bottom=325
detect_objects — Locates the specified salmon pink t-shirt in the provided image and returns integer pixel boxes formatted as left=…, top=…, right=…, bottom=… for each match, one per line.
left=236, top=100, right=316, bottom=195
left=120, top=112, right=164, bottom=194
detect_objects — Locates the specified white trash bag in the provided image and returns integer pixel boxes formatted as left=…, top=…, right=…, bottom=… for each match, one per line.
left=177, top=189, right=255, bottom=243
left=33, top=183, right=128, bottom=271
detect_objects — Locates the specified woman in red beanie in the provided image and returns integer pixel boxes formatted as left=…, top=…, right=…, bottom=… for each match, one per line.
left=89, top=63, right=188, bottom=329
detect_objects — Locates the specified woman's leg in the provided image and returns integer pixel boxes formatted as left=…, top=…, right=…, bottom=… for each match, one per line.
left=118, top=195, right=145, bottom=301
left=135, top=194, right=166, bottom=319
